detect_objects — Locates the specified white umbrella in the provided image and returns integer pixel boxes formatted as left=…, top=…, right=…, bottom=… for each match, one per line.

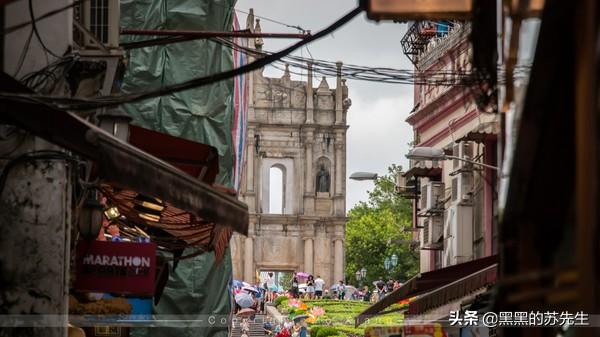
left=242, top=286, right=259, bottom=293
left=344, top=286, right=358, bottom=299
left=346, top=285, right=357, bottom=293
left=235, top=293, right=254, bottom=308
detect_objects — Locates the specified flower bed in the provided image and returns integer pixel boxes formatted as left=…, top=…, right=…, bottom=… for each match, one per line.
left=274, top=297, right=404, bottom=337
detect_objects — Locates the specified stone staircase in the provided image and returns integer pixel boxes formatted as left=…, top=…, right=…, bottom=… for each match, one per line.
left=231, top=314, right=266, bottom=337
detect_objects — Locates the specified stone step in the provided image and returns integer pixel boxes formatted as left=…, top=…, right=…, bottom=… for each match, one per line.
left=231, top=314, right=267, bottom=337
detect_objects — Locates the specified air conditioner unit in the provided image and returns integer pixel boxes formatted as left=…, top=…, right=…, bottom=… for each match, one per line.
left=451, top=172, right=474, bottom=203
left=442, top=204, right=474, bottom=267
left=418, top=181, right=444, bottom=215
left=82, top=0, right=120, bottom=48
left=419, top=221, right=425, bottom=247
left=421, top=216, right=443, bottom=248
left=452, top=141, right=473, bottom=172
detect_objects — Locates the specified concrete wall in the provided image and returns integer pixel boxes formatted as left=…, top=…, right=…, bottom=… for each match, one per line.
left=2, top=2, right=74, bottom=336
left=4, top=0, right=73, bottom=76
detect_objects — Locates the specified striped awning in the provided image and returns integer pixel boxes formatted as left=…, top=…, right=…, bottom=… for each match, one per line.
left=355, top=255, right=498, bottom=327
left=455, top=121, right=499, bottom=144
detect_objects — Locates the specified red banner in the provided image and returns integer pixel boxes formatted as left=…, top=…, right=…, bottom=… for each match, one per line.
left=74, top=240, right=156, bottom=296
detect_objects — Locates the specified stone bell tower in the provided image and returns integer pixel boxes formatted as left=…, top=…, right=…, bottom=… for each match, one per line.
left=230, top=15, right=350, bottom=286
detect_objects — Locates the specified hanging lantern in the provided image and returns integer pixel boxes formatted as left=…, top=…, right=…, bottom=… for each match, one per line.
left=97, top=107, right=132, bottom=142
left=104, top=206, right=120, bottom=221
left=78, top=195, right=104, bottom=239
left=133, top=194, right=165, bottom=222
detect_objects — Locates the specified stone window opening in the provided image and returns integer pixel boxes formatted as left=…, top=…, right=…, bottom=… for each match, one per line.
left=269, top=164, right=286, bottom=214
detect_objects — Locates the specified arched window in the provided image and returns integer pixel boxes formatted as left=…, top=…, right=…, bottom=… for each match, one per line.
left=269, top=165, right=285, bottom=214
left=260, top=159, right=293, bottom=215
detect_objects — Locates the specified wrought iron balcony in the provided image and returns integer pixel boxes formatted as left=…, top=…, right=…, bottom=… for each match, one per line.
left=401, top=21, right=468, bottom=68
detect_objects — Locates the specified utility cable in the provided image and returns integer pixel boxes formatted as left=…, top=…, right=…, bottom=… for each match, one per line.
left=12, top=27, right=34, bottom=77
left=3, top=0, right=83, bottom=35
left=215, top=37, right=529, bottom=86
left=28, top=0, right=62, bottom=59
left=0, top=6, right=364, bottom=110
left=210, top=1, right=308, bottom=32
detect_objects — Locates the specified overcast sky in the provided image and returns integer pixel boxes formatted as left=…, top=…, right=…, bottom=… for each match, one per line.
left=235, top=0, right=414, bottom=211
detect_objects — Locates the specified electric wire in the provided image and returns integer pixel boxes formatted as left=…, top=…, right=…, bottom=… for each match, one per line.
left=214, top=36, right=530, bottom=86
left=28, top=0, right=62, bottom=59
left=0, top=6, right=364, bottom=110
left=20, top=55, right=78, bottom=93
left=3, top=0, right=83, bottom=35
left=210, top=1, right=308, bottom=32
left=12, top=27, right=34, bottom=77
left=1, top=5, right=530, bottom=108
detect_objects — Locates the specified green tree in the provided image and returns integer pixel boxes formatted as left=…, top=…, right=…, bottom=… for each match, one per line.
left=278, top=272, right=293, bottom=290
left=345, top=164, right=419, bottom=287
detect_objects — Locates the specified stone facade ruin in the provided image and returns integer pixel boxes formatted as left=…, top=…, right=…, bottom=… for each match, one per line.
left=230, top=17, right=350, bottom=287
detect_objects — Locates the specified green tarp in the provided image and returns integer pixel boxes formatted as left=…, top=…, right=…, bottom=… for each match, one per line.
left=120, top=0, right=236, bottom=187
left=120, top=1, right=236, bottom=336
left=132, top=249, right=233, bottom=337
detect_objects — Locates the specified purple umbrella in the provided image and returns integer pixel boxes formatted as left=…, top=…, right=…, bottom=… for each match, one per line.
left=296, top=272, right=310, bottom=280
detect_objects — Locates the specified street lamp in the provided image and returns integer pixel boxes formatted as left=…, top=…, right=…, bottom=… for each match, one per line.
left=406, top=146, right=499, bottom=170
left=391, top=253, right=398, bottom=267
left=97, top=107, right=133, bottom=142
left=356, top=267, right=367, bottom=287
left=349, top=172, right=378, bottom=181
left=78, top=193, right=104, bottom=240
left=384, top=254, right=397, bottom=279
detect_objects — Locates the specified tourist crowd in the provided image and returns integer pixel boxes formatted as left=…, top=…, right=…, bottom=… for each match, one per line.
left=232, top=272, right=405, bottom=316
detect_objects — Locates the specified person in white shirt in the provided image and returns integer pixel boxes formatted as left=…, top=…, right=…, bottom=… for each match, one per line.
left=265, top=272, right=275, bottom=302
left=283, top=318, right=293, bottom=331
left=314, top=276, right=325, bottom=299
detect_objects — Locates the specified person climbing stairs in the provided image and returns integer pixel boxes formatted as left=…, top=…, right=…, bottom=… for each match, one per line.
left=231, top=314, right=267, bottom=337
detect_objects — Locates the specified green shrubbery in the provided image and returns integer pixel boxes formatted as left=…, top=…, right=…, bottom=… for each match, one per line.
left=335, top=326, right=364, bottom=336
left=316, top=327, right=339, bottom=337
left=311, top=326, right=354, bottom=337
left=274, top=296, right=288, bottom=306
